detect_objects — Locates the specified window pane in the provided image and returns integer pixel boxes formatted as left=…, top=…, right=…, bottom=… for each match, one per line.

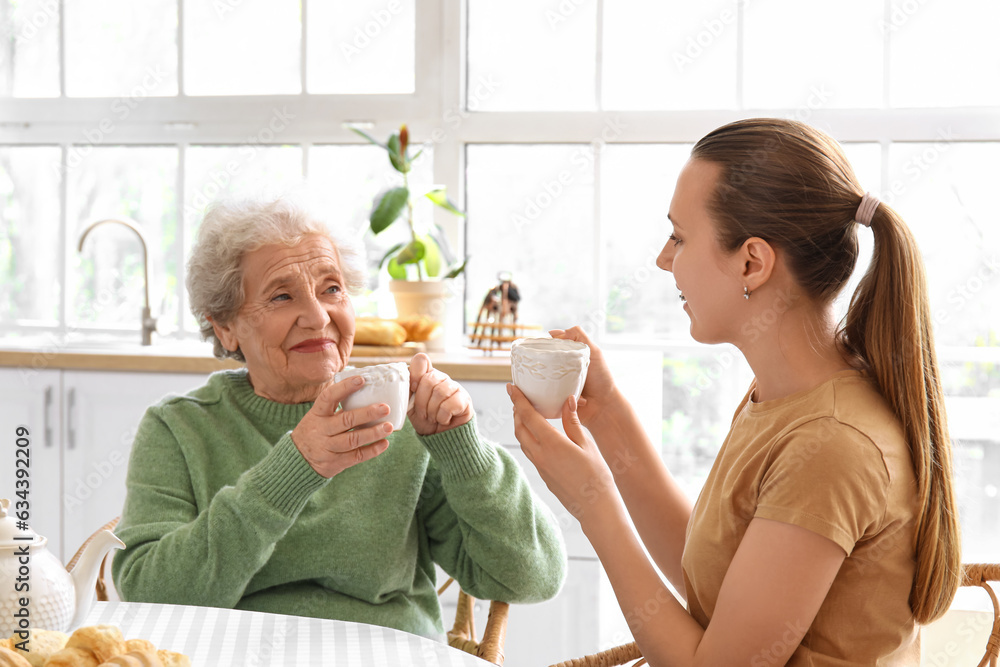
left=887, top=141, right=1000, bottom=347
left=942, top=360, right=1000, bottom=562
left=184, top=0, right=300, bottom=95
left=65, top=0, right=178, bottom=97
left=184, top=145, right=303, bottom=330
left=466, top=145, right=596, bottom=333
left=308, top=144, right=433, bottom=306
left=0, top=146, right=61, bottom=323
left=68, top=147, right=179, bottom=333
left=834, top=142, right=880, bottom=320
left=603, top=1, right=736, bottom=110
left=467, top=0, right=595, bottom=111
left=662, top=348, right=753, bottom=498
left=307, top=0, right=415, bottom=94
left=890, top=0, right=1000, bottom=107
left=744, top=0, right=882, bottom=109
left=0, top=0, right=60, bottom=97
left=601, top=144, right=691, bottom=338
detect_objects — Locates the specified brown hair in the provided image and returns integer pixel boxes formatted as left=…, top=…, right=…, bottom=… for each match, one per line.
left=691, top=118, right=960, bottom=624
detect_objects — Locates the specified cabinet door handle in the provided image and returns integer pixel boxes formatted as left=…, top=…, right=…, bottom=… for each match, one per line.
left=67, top=387, right=76, bottom=450
left=44, top=386, right=54, bottom=448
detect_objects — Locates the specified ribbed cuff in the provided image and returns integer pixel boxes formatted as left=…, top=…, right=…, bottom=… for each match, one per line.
left=419, top=416, right=498, bottom=481
left=245, top=433, right=329, bottom=517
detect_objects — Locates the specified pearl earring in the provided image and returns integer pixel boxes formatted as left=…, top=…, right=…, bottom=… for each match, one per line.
left=743, top=286, right=751, bottom=300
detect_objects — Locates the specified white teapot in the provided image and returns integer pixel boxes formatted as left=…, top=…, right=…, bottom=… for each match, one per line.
left=0, top=498, right=124, bottom=637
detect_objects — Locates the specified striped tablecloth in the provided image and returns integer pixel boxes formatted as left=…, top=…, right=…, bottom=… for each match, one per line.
left=81, top=601, right=491, bottom=666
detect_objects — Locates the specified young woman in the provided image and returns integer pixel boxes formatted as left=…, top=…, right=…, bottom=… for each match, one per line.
left=508, top=118, right=961, bottom=665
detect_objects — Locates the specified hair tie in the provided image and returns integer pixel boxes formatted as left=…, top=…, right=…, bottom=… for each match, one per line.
left=855, top=192, right=879, bottom=228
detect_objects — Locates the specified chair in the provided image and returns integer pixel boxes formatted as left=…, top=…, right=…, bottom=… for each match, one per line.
left=67, top=516, right=121, bottom=602
left=547, top=563, right=1000, bottom=667
left=437, top=576, right=511, bottom=666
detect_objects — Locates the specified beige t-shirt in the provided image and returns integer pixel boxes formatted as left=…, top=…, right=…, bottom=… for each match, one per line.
left=681, top=370, right=921, bottom=665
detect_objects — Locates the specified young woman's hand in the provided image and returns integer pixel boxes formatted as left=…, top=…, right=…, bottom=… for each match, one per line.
left=548, top=326, right=618, bottom=429
left=509, top=384, right=618, bottom=525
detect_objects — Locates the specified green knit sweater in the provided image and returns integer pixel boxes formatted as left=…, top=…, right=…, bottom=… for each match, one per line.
left=112, top=369, right=566, bottom=637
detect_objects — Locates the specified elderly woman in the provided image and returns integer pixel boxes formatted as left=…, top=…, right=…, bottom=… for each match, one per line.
left=112, top=198, right=566, bottom=637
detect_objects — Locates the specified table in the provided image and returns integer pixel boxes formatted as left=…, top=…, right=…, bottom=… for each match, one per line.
left=80, top=601, right=492, bottom=666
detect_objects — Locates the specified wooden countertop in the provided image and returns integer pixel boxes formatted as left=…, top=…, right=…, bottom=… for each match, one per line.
left=0, top=343, right=512, bottom=382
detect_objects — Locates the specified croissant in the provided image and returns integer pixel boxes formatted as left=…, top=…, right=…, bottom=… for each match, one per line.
left=40, top=647, right=99, bottom=667
left=152, top=652, right=188, bottom=667
left=65, top=626, right=125, bottom=665
left=0, top=646, right=31, bottom=667
left=96, top=651, right=161, bottom=667
left=120, top=642, right=154, bottom=655
left=8, top=629, right=69, bottom=667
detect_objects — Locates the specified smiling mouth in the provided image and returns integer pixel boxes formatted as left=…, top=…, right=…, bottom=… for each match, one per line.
left=290, top=338, right=335, bottom=353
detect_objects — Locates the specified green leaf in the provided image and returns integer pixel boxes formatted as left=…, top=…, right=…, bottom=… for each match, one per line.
left=396, top=239, right=426, bottom=265
left=349, top=127, right=383, bottom=147
left=420, top=234, right=442, bottom=277
left=387, top=257, right=407, bottom=280
left=378, top=242, right=406, bottom=268
left=387, top=133, right=409, bottom=173
left=425, top=188, right=464, bottom=216
left=370, top=187, right=409, bottom=234
left=444, top=259, right=468, bottom=279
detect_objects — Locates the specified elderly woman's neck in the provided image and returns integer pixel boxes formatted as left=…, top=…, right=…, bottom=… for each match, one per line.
left=246, top=371, right=328, bottom=404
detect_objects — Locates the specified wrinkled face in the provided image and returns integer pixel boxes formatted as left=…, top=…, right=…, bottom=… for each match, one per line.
left=657, top=158, right=745, bottom=345
left=213, top=234, right=355, bottom=402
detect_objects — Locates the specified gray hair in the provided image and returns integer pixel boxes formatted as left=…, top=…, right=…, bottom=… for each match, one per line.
left=186, top=198, right=366, bottom=361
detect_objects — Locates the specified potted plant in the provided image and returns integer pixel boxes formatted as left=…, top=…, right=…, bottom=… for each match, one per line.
left=352, top=124, right=468, bottom=349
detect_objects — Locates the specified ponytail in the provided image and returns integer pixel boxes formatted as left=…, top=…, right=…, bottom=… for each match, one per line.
left=840, top=203, right=962, bottom=624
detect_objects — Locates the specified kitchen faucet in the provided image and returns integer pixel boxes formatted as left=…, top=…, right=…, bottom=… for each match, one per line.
left=77, top=218, right=158, bottom=345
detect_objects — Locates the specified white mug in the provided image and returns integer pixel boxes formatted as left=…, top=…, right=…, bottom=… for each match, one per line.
left=511, top=338, right=590, bottom=419
left=335, top=362, right=410, bottom=431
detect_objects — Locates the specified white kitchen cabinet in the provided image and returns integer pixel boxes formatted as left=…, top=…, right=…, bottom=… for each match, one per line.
left=0, top=368, right=62, bottom=559
left=0, top=367, right=208, bottom=561
left=60, top=370, right=207, bottom=562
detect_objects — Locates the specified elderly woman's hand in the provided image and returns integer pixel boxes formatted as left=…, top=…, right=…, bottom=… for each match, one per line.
left=291, top=377, right=393, bottom=478
left=408, top=353, right=474, bottom=435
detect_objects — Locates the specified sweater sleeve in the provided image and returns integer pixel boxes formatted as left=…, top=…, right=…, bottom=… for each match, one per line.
left=111, top=408, right=329, bottom=607
left=416, top=416, right=567, bottom=604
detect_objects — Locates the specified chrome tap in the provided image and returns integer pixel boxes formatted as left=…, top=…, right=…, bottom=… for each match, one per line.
left=77, top=218, right=158, bottom=345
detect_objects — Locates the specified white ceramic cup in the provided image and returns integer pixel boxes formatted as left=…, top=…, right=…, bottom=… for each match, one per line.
left=334, top=362, right=410, bottom=431
left=510, top=338, right=591, bottom=419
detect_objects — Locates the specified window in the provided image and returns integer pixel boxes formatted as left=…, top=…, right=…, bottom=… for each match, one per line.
left=2, top=0, right=997, bottom=603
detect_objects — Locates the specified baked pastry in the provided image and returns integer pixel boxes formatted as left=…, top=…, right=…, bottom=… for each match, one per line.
left=96, top=651, right=162, bottom=667
left=396, top=316, right=440, bottom=343
left=0, top=647, right=31, bottom=667
left=65, top=626, right=125, bottom=664
left=10, top=629, right=69, bottom=667
left=0, top=641, right=11, bottom=651
left=121, top=642, right=154, bottom=655
left=354, top=317, right=407, bottom=346
left=39, top=647, right=99, bottom=667
left=153, top=652, right=189, bottom=667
